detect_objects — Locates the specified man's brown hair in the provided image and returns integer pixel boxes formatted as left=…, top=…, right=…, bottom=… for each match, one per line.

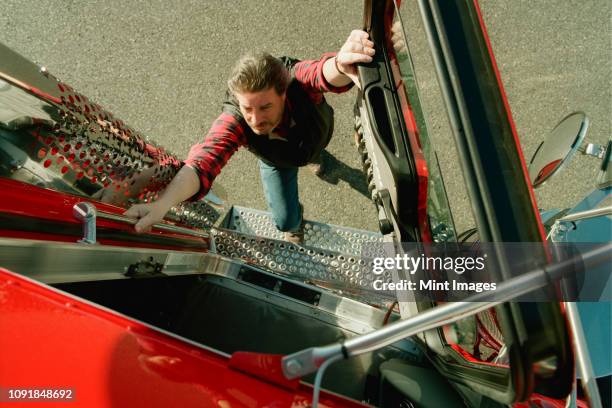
left=227, top=53, right=290, bottom=95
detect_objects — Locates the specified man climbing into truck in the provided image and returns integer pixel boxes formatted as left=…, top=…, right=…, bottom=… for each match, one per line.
left=125, top=30, right=375, bottom=244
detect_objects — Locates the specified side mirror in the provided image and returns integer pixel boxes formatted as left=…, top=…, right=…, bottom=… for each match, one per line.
left=528, top=112, right=589, bottom=188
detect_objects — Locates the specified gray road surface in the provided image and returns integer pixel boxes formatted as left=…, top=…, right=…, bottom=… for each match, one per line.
left=1, top=1, right=609, bottom=235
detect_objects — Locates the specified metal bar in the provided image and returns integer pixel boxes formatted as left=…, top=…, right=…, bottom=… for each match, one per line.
left=564, top=302, right=603, bottom=408
left=558, top=206, right=612, bottom=223
left=282, top=243, right=612, bottom=379
left=73, top=202, right=209, bottom=240
left=0, top=71, right=62, bottom=105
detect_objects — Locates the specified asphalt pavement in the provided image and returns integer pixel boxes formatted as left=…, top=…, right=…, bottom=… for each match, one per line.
left=1, top=1, right=609, bottom=235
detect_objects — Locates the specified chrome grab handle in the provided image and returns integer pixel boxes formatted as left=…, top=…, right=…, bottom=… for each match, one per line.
left=73, top=202, right=209, bottom=244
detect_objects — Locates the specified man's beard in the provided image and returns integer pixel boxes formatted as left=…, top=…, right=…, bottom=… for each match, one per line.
left=250, top=111, right=283, bottom=135
left=251, top=123, right=273, bottom=135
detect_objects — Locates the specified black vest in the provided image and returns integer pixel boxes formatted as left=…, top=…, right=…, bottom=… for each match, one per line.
left=222, top=57, right=334, bottom=168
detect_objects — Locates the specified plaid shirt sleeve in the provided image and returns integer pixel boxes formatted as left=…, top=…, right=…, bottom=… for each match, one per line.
left=293, top=52, right=354, bottom=104
left=183, top=112, right=247, bottom=201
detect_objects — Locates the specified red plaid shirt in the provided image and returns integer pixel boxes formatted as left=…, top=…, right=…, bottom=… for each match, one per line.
left=183, top=52, right=352, bottom=200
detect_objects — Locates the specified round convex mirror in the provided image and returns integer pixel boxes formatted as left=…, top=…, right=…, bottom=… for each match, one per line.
left=528, top=112, right=589, bottom=188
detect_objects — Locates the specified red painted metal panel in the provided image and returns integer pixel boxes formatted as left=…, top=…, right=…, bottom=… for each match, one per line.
left=0, top=177, right=208, bottom=251
left=0, top=268, right=367, bottom=408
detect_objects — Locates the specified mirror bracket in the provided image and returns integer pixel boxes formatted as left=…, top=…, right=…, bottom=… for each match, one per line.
left=580, top=141, right=606, bottom=159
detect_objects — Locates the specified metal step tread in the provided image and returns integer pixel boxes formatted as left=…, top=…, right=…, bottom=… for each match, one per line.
left=223, top=205, right=383, bottom=256
left=212, top=206, right=393, bottom=304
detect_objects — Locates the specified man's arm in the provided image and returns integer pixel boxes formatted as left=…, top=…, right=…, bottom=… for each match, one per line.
left=323, top=30, right=375, bottom=88
left=124, top=112, right=246, bottom=233
left=123, top=165, right=201, bottom=232
left=290, top=30, right=375, bottom=103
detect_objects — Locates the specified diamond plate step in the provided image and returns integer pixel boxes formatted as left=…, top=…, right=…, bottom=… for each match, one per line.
left=211, top=206, right=394, bottom=303
left=222, top=206, right=384, bottom=256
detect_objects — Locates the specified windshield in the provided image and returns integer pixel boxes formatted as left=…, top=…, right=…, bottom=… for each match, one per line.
left=389, top=0, right=509, bottom=369
left=388, top=2, right=457, bottom=242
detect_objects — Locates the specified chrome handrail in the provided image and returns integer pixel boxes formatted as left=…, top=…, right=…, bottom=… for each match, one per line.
left=73, top=202, right=209, bottom=244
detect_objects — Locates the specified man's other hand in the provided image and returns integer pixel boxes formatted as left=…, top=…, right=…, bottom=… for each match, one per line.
left=336, top=30, right=375, bottom=86
left=123, top=165, right=201, bottom=233
left=124, top=202, right=170, bottom=233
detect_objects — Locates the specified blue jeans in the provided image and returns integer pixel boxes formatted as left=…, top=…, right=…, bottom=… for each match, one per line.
left=258, top=159, right=302, bottom=232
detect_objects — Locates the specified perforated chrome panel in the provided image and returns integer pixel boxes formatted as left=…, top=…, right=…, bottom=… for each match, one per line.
left=0, top=73, right=224, bottom=229
left=225, top=206, right=384, bottom=257
left=212, top=206, right=391, bottom=298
